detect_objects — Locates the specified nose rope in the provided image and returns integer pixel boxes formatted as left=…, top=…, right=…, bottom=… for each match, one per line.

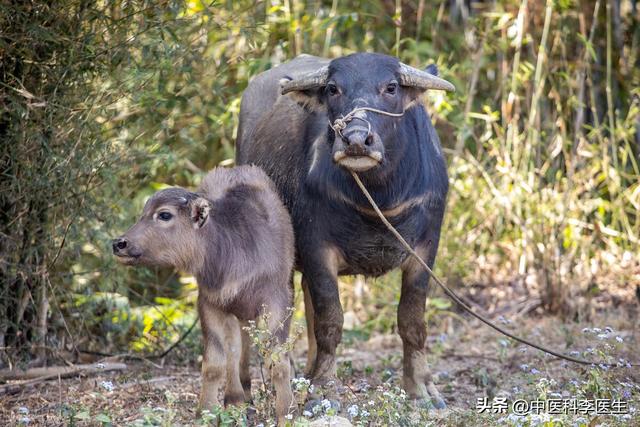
left=329, top=106, right=406, bottom=139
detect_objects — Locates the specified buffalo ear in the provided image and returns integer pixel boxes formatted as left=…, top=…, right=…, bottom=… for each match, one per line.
left=401, top=86, right=427, bottom=110
left=279, top=77, right=325, bottom=111
left=400, top=63, right=453, bottom=107
left=190, top=197, right=211, bottom=229
left=424, top=64, right=439, bottom=76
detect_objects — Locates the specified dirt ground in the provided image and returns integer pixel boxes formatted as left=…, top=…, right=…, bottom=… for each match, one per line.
left=2, top=289, right=639, bottom=426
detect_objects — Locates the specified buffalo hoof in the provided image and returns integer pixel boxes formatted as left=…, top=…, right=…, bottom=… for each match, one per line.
left=432, top=396, right=447, bottom=409
left=416, top=396, right=447, bottom=410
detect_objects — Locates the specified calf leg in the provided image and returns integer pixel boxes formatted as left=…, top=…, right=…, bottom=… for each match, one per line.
left=398, top=243, right=446, bottom=409
left=239, top=321, right=252, bottom=401
left=301, top=276, right=317, bottom=376
left=223, top=315, right=246, bottom=406
left=198, top=300, right=227, bottom=414
left=265, top=304, right=295, bottom=424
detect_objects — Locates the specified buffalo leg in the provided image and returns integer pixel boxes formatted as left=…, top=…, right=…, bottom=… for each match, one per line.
left=398, top=242, right=446, bottom=409
left=304, top=247, right=343, bottom=384
left=301, top=276, right=317, bottom=376
left=198, top=300, right=227, bottom=414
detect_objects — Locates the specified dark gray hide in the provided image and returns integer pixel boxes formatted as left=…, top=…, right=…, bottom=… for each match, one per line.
left=236, top=53, right=453, bottom=408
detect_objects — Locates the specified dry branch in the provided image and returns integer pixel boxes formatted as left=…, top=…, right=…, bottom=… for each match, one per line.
left=0, top=362, right=127, bottom=395
left=118, top=376, right=176, bottom=390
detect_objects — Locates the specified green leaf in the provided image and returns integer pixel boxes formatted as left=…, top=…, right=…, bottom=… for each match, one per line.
left=428, top=298, right=452, bottom=310
left=95, top=413, right=111, bottom=423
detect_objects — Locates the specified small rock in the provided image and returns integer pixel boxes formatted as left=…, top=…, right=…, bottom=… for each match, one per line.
left=309, top=415, right=353, bottom=427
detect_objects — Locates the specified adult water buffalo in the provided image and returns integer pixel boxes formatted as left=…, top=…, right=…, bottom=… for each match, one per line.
left=236, top=53, right=454, bottom=408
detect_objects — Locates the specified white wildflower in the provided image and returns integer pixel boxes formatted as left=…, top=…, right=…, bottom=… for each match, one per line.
left=347, top=404, right=359, bottom=418
left=292, top=377, right=311, bottom=391
left=99, top=380, right=114, bottom=392
left=572, top=417, right=587, bottom=427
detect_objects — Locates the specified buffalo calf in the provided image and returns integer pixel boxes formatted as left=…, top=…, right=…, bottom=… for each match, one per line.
left=113, top=166, right=295, bottom=422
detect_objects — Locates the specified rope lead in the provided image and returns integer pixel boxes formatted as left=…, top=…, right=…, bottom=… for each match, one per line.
left=350, top=170, right=636, bottom=368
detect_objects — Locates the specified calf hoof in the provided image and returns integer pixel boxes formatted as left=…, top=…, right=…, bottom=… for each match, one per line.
left=224, top=393, right=247, bottom=406
left=241, top=379, right=252, bottom=400
left=245, top=405, right=257, bottom=424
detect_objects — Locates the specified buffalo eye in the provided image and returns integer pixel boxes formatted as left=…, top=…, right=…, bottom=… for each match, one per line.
left=385, top=81, right=398, bottom=95
left=326, top=83, right=339, bottom=96
left=157, top=211, right=173, bottom=221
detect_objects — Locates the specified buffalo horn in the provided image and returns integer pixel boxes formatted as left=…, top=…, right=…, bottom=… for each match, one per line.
left=280, top=66, right=329, bottom=94
left=398, top=63, right=455, bottom=92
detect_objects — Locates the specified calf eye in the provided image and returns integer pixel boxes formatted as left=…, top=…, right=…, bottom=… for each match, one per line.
left=326, top=83, right=339, bottom=96
left=386, top=82, right=398, bottom=95
left=157, top=211, right=173, bottom=221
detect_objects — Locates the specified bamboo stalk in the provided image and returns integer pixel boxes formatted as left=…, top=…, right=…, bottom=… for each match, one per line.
left=322, top=0, right=338, bottom=57
left=526, top=0, right=553, bottom=157
left=605, top=0, right=617, bottom=169
left=395, top=0, right=401, bottom=57
left=506, top=0, right=528, bottom=169
left=415, top=0, right=425, bottom=42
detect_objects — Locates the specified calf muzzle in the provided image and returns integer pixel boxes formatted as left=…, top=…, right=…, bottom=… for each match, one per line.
left=112, top=236, right=141, bottom=264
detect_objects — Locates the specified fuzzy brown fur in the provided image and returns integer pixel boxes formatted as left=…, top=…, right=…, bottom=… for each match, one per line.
left=113, top=165, right=295, bottom=423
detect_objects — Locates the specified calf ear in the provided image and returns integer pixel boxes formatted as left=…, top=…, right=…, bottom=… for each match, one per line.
left=190, top=197, right=211, bottom=229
